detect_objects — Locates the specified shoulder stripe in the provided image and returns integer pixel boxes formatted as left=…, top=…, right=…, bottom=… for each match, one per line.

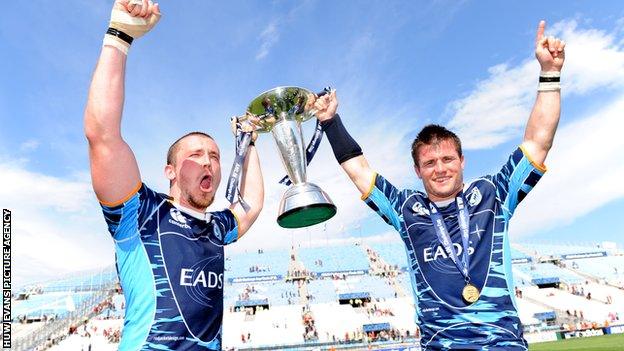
left=229, top=209, right=242, bottom=240
left=361, top=172, right=378, bottom=200
left=519, top=144, right=547, bottom=173
left=99, top=182, right=143, bottom=207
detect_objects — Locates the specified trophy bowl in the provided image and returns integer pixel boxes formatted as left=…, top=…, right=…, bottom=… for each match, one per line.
left=241, top=86, right=337, bottom=228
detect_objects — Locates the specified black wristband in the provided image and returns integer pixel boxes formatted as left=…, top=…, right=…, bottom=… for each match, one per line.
left=106, top=27, right=134, bottom=45
left=321, top=114, right=363, bottom=164
left=539, top=76, right=560, bottom=83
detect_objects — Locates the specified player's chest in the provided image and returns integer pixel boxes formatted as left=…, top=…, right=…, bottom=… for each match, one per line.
left=145, top=207, right=224, bottom=263
left=401, top=186, right=498, bottom=260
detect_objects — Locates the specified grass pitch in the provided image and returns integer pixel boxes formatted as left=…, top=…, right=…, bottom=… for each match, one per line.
left=529, top=333, right=624, bottom=351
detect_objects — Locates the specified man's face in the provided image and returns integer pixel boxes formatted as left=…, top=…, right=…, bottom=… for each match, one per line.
left=414, top=139, right=465, bottom=202
left=167, top=135, right=221, bottom=210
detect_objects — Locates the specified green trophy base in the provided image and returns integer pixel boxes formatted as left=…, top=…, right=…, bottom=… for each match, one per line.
left=277, top=203, right=337, bottom=228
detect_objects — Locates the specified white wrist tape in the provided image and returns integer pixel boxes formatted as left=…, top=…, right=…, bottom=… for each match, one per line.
left=102, top=5, right=161, bottom=55
left=538, top=71, right=561, bottom=92
left=103, top=35, right=130, bottom=55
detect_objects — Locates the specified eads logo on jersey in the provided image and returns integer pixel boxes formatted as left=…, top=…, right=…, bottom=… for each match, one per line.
left=169, top=208, right=192, bottom=229
left=424, top=243, right=475, bottom=263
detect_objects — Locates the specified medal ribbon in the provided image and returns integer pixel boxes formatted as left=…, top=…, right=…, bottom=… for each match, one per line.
left=428, top=193, right=471, bottom=282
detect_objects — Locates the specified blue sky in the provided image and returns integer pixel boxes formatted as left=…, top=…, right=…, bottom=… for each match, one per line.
left=2, top=0, right=624, bottom=287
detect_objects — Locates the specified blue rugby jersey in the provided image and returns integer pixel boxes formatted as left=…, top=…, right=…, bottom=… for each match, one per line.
left=100, top=184, right=239, bottom=350
left=363, top=147, right=545, bottom=350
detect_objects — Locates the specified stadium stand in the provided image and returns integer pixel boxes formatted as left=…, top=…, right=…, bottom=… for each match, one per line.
left=514, top=262, right=585, bottom=285
left=11, top=267, right=120, bottom=351
left=225, top=248, right=290, bottom=278
left=307, top=278, right=338, bottom=303
left=15, top=241, right=624, bottom=351
left=516, top=242, right=609, bottom=260
left=368, top=241, right=409, bottom=270
left=297, top=244, right=370, bottom=273
left=566, top=256, right=624, bottom=287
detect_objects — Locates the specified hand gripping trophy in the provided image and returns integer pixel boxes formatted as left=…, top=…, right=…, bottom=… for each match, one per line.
left=227, top=87, right=336, bottom=228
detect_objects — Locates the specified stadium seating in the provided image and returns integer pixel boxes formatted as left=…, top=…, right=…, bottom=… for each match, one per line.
left=225, top=249, right=289, bottom=278
left=523, top=286, right=616, bottom=322
left=514, top=263, right=585, bottom=285
left=337, top=275, right=396, bottom=299
left=309, top=297, right=417, bottom=343
left=512, top=264, right=536, bottom=287
left=310, top=302, right=368, bottom=341
left=369, top=241, right=409, bottom=269
left=19, top=242, right=624, bottom=351
left=306, top=279, right=337, bottom=303
left=518, top=243, right=604, bottom=258
left=515, top=297, right=554, bottom=326
left=567, top=256, right=624, bottom=286
left=223, top=304, right=305, bottom=349
left=13, top=291, right=95, bottom=319
left=297, top=245, right=370, bottom=273
left=225, top=280, right=301, bottom=306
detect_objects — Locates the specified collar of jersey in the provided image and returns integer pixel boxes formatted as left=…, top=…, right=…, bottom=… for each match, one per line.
left=429, top=183, right=468, bottom=209
left=170, top=201, right=211, bottom=221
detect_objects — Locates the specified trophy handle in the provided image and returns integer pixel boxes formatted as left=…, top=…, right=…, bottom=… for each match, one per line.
left=316, top=87, right=331, bottom=97
left=304, top=87, right=332, bottom=122
left=239, top=87, right=332, bottom=133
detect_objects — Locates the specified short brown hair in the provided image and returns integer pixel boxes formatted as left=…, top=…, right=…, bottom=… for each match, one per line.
left=411, top=124, right=462, bottom=167
left=166, top=132, right=214, bottom=166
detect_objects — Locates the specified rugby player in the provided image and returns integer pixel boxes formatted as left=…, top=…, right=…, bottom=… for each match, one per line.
left=311, top=20, right=565, bottom=350
left=84, top=1, right=264, bottom=349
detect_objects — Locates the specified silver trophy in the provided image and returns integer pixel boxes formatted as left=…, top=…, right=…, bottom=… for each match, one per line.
left=239, top=86, right=336, bottom=228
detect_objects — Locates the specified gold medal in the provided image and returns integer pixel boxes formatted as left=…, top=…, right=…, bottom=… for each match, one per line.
left=462, top=283, right=480, bottom=304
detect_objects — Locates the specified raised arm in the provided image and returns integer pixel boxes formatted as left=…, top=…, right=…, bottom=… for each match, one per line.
left=229, top=129, right=264, bottom=237
left=84, top=0, right=160, bottom=204
left=521, top=20, right=566, bottom=166
left=313, top=91, right=376, bottom=196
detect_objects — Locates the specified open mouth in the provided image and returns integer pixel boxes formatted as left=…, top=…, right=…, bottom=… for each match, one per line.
left=200, top=175, right=212, bottom=192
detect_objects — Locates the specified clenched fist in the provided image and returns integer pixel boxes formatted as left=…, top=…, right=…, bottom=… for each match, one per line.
left=103, top=0, right=161, bottom=55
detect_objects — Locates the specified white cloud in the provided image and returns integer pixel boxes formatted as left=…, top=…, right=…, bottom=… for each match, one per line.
left=253, top=2, right=312, bottom=61
left=256, top=22, right=279, bottom=60
left=19, top=139, right=40, bottom=152
left=511, top=93, right=624, bottom=237
left=0, top=161, right=114, bottom=287
left=448, top=19, right=624, bottom=149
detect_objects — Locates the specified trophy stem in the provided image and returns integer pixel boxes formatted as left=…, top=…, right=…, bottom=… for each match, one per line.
left=271, top=118, right=306, bottom=185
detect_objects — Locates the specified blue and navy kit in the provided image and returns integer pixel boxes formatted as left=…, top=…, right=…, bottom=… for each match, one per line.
left=364, top=147, right=544, bottom=350
left=100, top=184, right=239, bottom=350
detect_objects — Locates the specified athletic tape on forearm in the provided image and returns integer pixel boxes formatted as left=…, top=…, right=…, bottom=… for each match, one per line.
left=321, top=114, right=363, bottom=164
